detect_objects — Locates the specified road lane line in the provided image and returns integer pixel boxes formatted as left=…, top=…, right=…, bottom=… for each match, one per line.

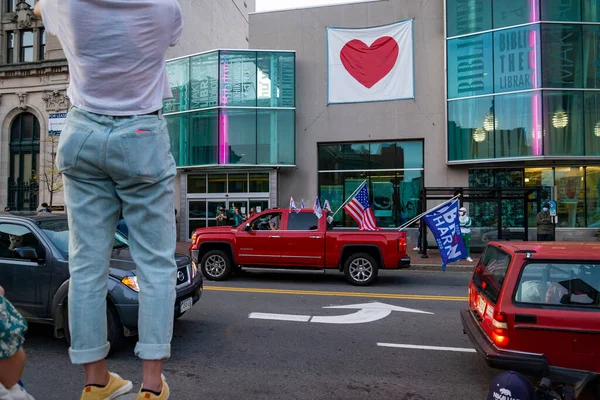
left=377, top=343, right=476, bottom=353
left=204, top=286, right=467, bottom=301
left=249, top=313, right=311, bottom=322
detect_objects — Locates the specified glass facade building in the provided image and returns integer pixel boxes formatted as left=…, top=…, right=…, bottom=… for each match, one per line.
left=446, top=0, right=600, bottom=229
left=164, top=50, right=296, bottom=167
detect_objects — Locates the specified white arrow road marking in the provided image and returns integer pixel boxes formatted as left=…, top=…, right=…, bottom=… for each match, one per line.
left=249, top=301, right=433, bottom=324
left=377, top=343, right=476, bottom=353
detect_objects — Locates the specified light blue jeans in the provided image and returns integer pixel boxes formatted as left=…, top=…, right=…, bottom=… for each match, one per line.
left=57, top=106, right=177, bottom=364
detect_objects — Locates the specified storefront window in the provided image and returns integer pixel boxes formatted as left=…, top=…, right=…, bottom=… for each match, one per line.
left=584, top=92, right=600, bottom=156
left=249, top=173, right=269, bottom=193
left=188, top=175, right=207, bottom=194
left=555, top=167, right=585, bottom=228
left=447, top=33, right=493, bottom=99
left=446, top=0, right=492, bottom=37
left=189, top=110, right=218, bottom=165
left=586, top=167, right=600, bottom=227
left=317, top=141, right=424, bottom=228
left=524, top=168, right=553, bottom=227
left=541, top=24, right=583, bottom=88
left=448, top=96, right=494, bottom=160
left=166, top=114, right=187, bottom=167
left=219, top=51, right=257, bottom=107
left=228, top=174, right=248, bottom=193
left=493, top=25, right=541, bottom=93
left=208, top=174, right=227, bottom=193
left=189, top=52, right=219, bottom=110
left=583, top=26, right=600, bottom=89
left=541, top=0, right=581, bottom=22
left=223, top=108, right=257, bottom=164
left=543, top=91, right=584, bottom=156
left=495, top=91, right=543, bottom=157
left=164, top=58, right=189, bottom=113
left=493, top=0, right=539, bottom=29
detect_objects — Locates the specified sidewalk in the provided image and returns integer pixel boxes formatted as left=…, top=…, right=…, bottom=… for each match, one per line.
left=176, top=242, right=476, bottom=272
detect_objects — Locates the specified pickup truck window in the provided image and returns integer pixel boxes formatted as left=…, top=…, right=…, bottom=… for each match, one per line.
left=288, top=213, right=319, bottom=231
left=0, top=223, right=42, bottom=260
left=251, top=213, right=282, bottom=231
left=516, top=263, right=600, bottom=308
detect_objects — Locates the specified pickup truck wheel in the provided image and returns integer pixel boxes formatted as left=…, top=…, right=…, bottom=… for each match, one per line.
left=344, top=253, right=378, bottom=286
left=200, top=250, right=232, bottom=281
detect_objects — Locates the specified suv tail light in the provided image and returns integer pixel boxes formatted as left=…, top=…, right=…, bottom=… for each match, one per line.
left=491, top=310, right=509, bottom=347
left=398, top=232, right=407, bottom=252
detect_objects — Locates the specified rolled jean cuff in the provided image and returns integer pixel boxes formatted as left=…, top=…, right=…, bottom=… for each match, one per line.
left=134, top=343, right=171, bottom=360
left=69, top=342, right=110, bottom=365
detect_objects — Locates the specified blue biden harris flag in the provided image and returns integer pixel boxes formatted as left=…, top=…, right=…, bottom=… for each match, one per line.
left=422, top=199, right=467, bottom=271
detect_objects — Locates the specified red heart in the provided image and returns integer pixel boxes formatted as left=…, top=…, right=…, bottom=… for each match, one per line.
left=340, top=36, right=399, bottom=89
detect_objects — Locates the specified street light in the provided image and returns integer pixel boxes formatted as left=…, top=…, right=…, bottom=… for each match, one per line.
left=473, top=128, right=486, bottom=143
left=552, top=108, right=568, bottom=129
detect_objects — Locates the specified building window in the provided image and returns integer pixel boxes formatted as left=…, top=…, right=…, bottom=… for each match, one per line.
left=39, top=28, right=46, bottom=60
left=20, top=30, right=34, bottom=63
left=6, top=31, right=14, bottom=64
left=6, top=0, right=34, bottom=12
left=8, top=113, right=40, bottom=211
left=318, top=141, right=424, bottom=228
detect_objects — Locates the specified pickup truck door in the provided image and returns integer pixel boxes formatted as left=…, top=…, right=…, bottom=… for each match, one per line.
left=235, top=212, right=283, bottom=266
left=279, top=211, right=325, bottom=267
left=0, top=222, right=52, bottom=319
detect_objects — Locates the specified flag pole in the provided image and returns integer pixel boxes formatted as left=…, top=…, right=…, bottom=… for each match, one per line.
left=396, top=194, right=461, bottom=231
left=331, top=180, right=367, bottom=218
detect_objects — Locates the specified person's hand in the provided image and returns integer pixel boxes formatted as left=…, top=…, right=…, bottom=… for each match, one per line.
left=0, top=285, right=4, bottom=296
left=34, top=1, right=42, bottom=18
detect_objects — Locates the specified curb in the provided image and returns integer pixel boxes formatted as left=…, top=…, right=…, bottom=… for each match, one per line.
left=409, top=264, right=475, bottom=272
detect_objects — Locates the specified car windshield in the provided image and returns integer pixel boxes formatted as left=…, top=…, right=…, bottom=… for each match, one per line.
left=472, top=245, right=512, bottom=304
left=37, top=219, right=129, bottom=256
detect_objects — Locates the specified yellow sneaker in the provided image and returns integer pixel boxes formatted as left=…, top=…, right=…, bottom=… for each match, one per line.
left=80, top=372, right=133, bottom=400
left=136, top=375, right=169, bottom=400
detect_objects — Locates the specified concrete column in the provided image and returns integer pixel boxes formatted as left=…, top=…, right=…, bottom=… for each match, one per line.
left=32, top=27, right=39, bottom=61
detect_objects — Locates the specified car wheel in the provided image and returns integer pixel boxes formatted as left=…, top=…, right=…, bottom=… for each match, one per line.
left=63, top=302, right=125, bottom=354
left=343, top=253, right=379, bottom=286
left=200, top=250, right=232, bottom=281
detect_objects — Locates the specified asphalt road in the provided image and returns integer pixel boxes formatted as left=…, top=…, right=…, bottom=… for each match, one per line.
left=20, top=269, right=499, bottom=399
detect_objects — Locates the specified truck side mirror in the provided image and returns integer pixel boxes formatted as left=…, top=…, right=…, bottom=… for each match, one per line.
left=244, top=223, right=252, bottom=232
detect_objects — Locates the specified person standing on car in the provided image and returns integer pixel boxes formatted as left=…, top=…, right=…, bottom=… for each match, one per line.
left=536, top=203, right=554, bottom=241
left=459, top=207, right=473, bottom=262
left=34, top=1, right=183, bottom=399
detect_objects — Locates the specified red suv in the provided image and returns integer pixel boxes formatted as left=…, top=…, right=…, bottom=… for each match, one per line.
left=461, top=242, right=600, bottom=386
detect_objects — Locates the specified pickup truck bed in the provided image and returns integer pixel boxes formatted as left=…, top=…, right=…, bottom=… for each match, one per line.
left=190, top=208, right=410, bottom=285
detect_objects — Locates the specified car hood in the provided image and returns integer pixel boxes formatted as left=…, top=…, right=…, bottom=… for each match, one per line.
left=195, top=226, right=237, bottom=234
left=108, top=247, right=190, bottom=279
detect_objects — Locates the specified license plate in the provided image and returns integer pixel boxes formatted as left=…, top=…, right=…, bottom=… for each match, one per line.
left=180, top=297, right=193, bottom=313
left=476, top=295, right=487, bottom=317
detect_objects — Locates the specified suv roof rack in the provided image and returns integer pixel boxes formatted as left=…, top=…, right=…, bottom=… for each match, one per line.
left=515, top=249, right=537, bottom=259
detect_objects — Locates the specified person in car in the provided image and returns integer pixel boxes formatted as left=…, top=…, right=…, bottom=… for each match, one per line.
left=1, top=234, right=25, bottom=259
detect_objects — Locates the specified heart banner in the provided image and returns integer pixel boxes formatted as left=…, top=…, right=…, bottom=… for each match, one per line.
left=327, top=19, right=414, bottom=104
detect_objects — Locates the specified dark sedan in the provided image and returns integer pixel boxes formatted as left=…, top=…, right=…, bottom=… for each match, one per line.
left=0, top=212, right=202, bottom=351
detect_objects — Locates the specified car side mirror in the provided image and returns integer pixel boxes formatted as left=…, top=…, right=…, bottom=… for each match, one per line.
left=15, top=247, right=40, bottom=262
left=244, top=223, right=252, bottom=232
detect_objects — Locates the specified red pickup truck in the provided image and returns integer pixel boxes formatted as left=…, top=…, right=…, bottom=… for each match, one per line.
left=189, top=208, right=410, bottom=286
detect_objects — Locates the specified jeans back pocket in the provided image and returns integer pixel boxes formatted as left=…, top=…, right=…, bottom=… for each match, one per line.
left=56, top=124, right=94, bottom=173
left=120, top=129, right=173, bottom=183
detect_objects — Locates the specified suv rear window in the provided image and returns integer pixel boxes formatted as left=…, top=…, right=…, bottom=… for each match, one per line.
left=515, top=263, right=600, bottom=308
left=472, top=245, right=512, bottom=304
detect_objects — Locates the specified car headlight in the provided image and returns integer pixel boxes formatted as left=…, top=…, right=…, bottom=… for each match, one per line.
left=191, top=261, right=198, bottom=278
left=121, top=276, right=140, bottom=292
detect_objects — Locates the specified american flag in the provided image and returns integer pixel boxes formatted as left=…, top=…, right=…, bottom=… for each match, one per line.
left=344, top=184, right=379, bottom=231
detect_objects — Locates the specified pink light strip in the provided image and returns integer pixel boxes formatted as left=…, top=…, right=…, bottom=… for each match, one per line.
left=219, top=58, right=230, bottom=164
left=529, top=0, right=541, bottom=156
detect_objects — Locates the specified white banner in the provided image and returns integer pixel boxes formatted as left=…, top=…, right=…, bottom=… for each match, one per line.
left=327, top=20, right=414, bottom=104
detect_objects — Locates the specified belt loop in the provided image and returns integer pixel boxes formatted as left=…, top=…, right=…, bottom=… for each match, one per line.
left=157, top=109, right=163, bottom=118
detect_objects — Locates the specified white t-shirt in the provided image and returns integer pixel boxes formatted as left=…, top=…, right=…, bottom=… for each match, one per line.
left=39, top=0, right=183, bottom=116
